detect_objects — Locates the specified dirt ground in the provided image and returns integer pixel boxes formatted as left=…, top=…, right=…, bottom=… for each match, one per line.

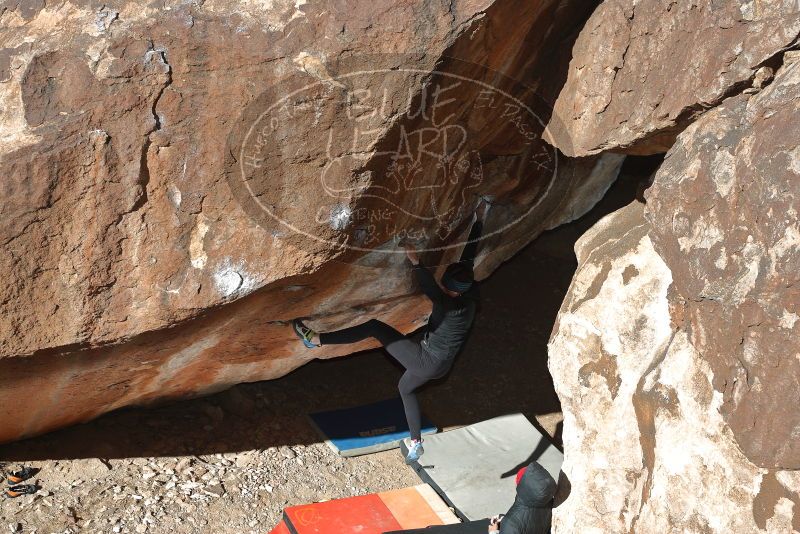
left=0, top=161, right=652, bottom=534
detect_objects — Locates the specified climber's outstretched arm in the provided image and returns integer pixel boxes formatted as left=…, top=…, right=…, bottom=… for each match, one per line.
left=404, top=245, right=443, bottom=302
left=459, top=198, right=490, bottom=266
left=413, top=263, right=444, bottom=302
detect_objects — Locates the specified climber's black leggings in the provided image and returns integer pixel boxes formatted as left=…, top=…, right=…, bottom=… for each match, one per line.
left=320, top=319, right=452, bottom=441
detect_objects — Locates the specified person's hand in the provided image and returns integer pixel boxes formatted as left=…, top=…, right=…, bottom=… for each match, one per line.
left=488, top=515, right=501, bottom=532
left=476, top=197, right=491, bottom=222
left=404, top=244, right=420, bottom=265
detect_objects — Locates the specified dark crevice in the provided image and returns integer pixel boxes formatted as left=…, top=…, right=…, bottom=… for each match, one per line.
left=629, top=330, right=678, bottom=534
left=616, top=39, right=800, bottom=157
left=125, top=47, right=173, bottom=220
left=670, top=40, right=800, bottom=130
left=129, top=139, right=152, bottom=216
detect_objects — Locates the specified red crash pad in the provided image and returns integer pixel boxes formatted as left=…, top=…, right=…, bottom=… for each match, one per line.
left=284, top=493, right=402, bottom=533
left=281, top=485, right=458, bottom=534
left=268, top=520, right=290, bottom=534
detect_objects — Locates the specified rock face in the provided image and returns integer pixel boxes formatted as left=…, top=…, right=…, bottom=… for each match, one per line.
left=549, top=202, right=800, bottom=533
left=544, top=2, right=800, bottom=530
left=544, top=0, right=800, bottom=156
left=0, top=0, right=616, bottom=442
left=6, top=2, right=799, bottom=530
left=646, top=52, right=800, bottom=470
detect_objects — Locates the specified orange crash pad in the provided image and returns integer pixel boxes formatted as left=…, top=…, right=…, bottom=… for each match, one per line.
left=282, top=484, right=458, bottom=534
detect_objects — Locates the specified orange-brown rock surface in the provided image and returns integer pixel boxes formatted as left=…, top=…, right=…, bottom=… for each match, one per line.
left=544, top=0, right=800, bottom=156
left=645, top=50, right=800, bottom=470
left=0, top=0, right=619, bottom=442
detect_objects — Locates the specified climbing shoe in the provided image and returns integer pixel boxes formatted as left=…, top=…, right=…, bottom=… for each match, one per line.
left=5, top=485, right=38, bottom=498
left=7, top=467, right=38, bottom=485
left=292, top=319, right=319, bottom=349
left=405, top=439, right=424, bottom=465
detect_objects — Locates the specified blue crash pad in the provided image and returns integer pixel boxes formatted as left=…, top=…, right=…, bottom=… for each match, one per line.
left=309, top=397, right=437, bottom=457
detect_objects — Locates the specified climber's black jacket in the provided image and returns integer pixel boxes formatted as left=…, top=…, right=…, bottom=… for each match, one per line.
left=413, top=221, right=482, bottom=361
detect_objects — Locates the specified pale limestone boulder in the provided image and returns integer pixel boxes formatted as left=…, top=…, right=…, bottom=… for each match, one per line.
left=549, top=202, right=800, bottom=533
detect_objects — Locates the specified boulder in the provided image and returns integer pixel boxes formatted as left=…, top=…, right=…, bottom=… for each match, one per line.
left=549, top=202, right=800, bottom=533
left=543, top=2, right=800, bottom=532
left=544, top=0, right=800, bottom=156
left=645, top=50, right=800, bottom=469
left=0, top=0, right=618, bottom=442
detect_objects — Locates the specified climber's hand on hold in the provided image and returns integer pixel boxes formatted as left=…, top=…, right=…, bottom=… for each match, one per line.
left=488, top=515, right=501, bottom=532
left=403, top=244, right=420, bottom=266
left=476, top=196, right=491, bottom=223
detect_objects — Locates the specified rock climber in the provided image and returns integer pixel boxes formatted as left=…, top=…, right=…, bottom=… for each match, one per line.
left=488, top=462, right=557, bottom=534
left=292, top=199, right=490, bottom=464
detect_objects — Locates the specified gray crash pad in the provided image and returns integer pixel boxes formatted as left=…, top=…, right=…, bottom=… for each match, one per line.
left=401, top=414, right=563, bottom=521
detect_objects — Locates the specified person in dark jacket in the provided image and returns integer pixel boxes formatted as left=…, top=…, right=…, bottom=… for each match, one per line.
left=488, top=462, right=557, bottom=534
left=292, top=200, right=489, bottom=464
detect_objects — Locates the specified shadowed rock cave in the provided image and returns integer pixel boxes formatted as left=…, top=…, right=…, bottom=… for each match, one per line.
left=0, top=156, right=661, bottom=464
left=0, top=157, right=658, bottom=532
